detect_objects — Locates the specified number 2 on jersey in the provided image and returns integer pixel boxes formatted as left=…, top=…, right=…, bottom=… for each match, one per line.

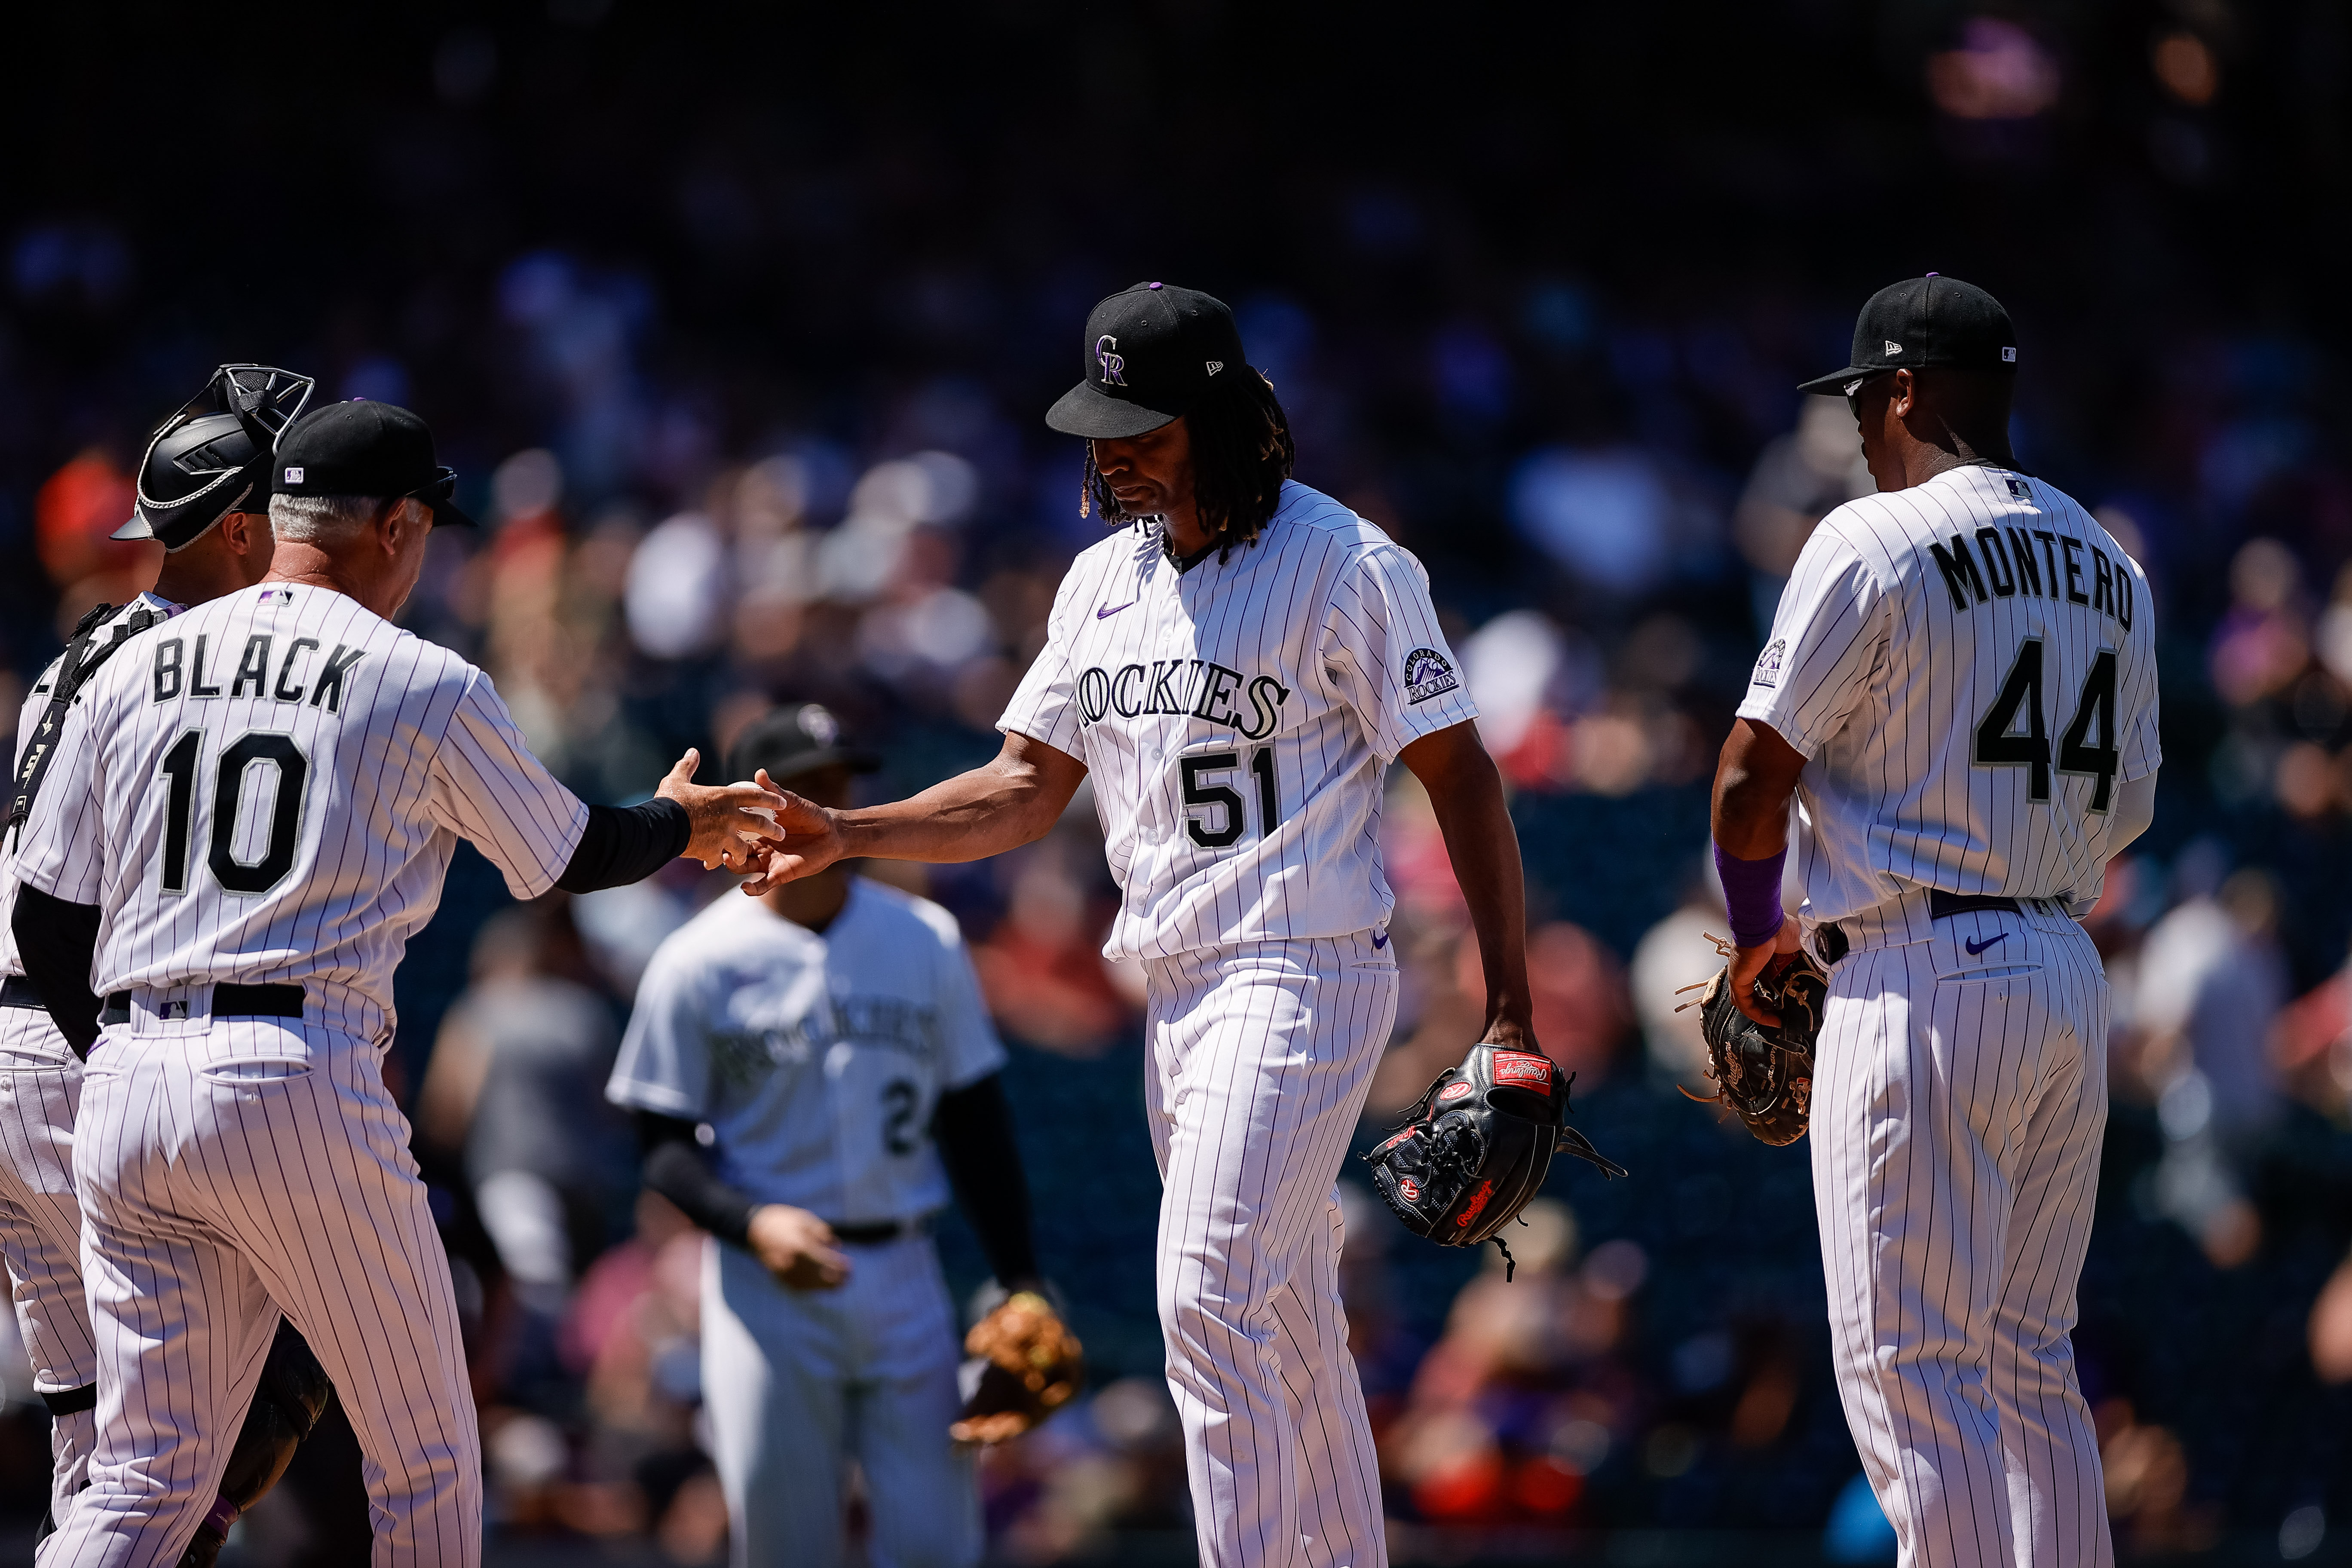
left=159, top=728, right=311, bottom=895
left=1181, top=747, right=1280, bottom=848
left=1972, top=639, right=2119, bottom=812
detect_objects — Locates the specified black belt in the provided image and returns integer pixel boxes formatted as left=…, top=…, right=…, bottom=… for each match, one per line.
left=0, top=975, right=43, bottom=1010
left=1818, top=891, right=2061, bottom=966
left=829, top=1220, right=910, bottom=1246
left=98, top=983, right=306, bottom=1026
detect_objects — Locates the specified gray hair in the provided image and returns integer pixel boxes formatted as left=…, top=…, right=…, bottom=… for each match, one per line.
left=267, top=492, right=400, bottom=547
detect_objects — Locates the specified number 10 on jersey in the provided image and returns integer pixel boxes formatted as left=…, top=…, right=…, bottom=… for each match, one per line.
left=1180, top=747, right=1280, bottom=848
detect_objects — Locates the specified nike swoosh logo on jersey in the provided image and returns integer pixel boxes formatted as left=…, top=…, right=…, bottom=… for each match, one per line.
left=1964, top=933, right=2009, bottom=956
left=1096, top=600, right=1137, bottom=619
left=1371, top=931, right=1389, bottom=949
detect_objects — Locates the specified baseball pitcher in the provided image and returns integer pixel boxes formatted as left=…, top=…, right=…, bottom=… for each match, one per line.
left=749, top=283, right=1544, bottom=1568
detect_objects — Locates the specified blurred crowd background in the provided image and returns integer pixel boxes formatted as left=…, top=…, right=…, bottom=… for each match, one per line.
left=4, top=1, right=2352, bottom=1562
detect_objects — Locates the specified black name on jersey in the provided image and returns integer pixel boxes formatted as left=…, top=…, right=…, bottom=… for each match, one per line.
left=1926, top=528, right=2134, bottom=631
left=150, top=635, right=368, bottom=713
left=1073, top=659, right=1291, bottom=737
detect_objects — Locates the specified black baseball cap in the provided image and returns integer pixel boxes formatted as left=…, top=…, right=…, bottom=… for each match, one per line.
left=727, top=703, right=882, bottom=784
left=1798, top=274, right=2018, bottom=395
left=1045, top=282, right=1249, bottom=439
left=271, top=400, right=477, bottom=528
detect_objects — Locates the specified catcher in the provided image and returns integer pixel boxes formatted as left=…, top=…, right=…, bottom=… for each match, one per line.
left=606, top=705, right=1077, bottom=1568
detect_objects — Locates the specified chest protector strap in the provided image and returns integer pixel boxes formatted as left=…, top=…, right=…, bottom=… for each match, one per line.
left=7, top=603, right=165, bottom=850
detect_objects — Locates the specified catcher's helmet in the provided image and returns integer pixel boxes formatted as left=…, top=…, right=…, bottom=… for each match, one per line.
left=118, top=364, right=315, bottom=551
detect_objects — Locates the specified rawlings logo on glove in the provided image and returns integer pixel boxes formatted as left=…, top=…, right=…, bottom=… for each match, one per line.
left=1361, top=1042, right=1626, bottom=1280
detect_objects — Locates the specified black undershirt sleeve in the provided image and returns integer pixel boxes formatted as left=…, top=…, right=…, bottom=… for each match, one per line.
left=557, top=799, right=691, bottom=894
left=933, top=1072, right=1041, bottom=1291
left=635, top=1112, right=759, bottom=1249
left=11, top=886, right=103, bottom=1060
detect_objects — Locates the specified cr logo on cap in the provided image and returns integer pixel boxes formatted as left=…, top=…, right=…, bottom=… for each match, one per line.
left=1095, top=335, right=1127, bottom=388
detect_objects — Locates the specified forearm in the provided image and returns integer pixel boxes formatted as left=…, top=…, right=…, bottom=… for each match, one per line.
left=557, top=799, right=691, bottom=893
left=635, top=1112, right=759, bottom=1248
left=1710, top=718, right=1803, bottom=857
left=12, top=887, right=102, bottom=1059
left=1407, top=732, right=1531, bottom=1038
left=934, top=1075, right=1042, bottom=1290
left=835, top=756, right=1066, bottom=864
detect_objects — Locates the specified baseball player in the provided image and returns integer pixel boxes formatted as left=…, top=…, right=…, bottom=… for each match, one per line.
left=1709, top=276, right=2159, bottom=1568
left=3, top=365, right=353, bottom=1563
left=750, top=282, right=1536, bottom=1568
left=607, top=702, right=1050, bottom=1568
left=11, top=397, right=784, bottom=1568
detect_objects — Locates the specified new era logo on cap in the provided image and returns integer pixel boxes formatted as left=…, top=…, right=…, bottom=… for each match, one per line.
left=2003, top=347, right=2018, bottom=362
left=1884, top=340, right=1903, bottom=355
left=284, top=466, right=303, bottom=483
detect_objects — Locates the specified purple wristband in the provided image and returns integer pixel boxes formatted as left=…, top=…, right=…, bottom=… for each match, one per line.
left=1713, top=842, right=1787, bottom=949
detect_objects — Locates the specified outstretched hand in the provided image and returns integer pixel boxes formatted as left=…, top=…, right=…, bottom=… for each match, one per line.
left=736, top=769, right=848, bottom=895
left=655, top=749, right=790, bottom=873
left=1728, top=914, right=1805, bottom=1027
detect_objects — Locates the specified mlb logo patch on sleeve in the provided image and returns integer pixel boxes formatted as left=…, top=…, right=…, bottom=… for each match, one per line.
left=1403, top=647, right=1458, bottom=704
left=1750, top=639, right=1786, bottom=689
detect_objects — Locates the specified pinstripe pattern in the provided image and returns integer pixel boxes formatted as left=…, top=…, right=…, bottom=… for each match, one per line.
left=1736, top=466, right=2159, bottom=928
left=12, top=582, right=590, bottom=1566
left=998, top=481, right=1478, bottom=962
left=1733, top=466, right=2148, bottom=1565
left=17, top=583, right=589, bottom=1041
left=1812, top=910, right=2112, bottom=1568
left=46, top=1014, right=481, bottom=1568
left=1, top=594, right=176, bottom=1531
left=1144, top=931, right=1396, bottom=1568
left=0, top=1006, right=97, bottom=1528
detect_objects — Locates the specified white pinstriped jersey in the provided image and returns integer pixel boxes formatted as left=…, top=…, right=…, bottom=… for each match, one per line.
left=15, top=582, right=590, bottom=1039
left=1000, top=481, right=1479, bottom=961
left=2, top=593, right=181, bottom=984
left=606, top=879, right=1004, bottom=1224
left=1737, top=463, right=2159, bottom=925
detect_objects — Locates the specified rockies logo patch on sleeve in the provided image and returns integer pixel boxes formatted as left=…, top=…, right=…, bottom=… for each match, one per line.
left=1750, top=639, right=1786, bottom=689
left=1403, top=647, right=1458, bottom=704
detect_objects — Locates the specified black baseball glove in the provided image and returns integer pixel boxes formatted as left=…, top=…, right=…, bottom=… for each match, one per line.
left=1678, top=938, right=1830, bottom=1147
left=1363, top=1043, right=1626, bottom=1279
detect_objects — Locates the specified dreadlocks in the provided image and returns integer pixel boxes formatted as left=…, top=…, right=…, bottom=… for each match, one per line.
left=1082, top=369, right=1295, bottom=561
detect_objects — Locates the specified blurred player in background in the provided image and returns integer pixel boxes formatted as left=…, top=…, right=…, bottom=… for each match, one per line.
left=12, top=398, right=784, bottom=1568
left=751, top=283, right=1534, bottom=1568
left=609, top=702, right=1046, bottom=1568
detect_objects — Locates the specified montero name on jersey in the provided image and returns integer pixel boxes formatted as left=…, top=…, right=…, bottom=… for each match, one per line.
left=1923, top=498, right=2137, bottom=631
left=1072, top=657, right=1292, bottom=737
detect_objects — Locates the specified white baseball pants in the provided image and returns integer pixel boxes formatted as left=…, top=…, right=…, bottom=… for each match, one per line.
left=44, top=1009, right=481, bottom=1568
left=700, top=1231, right=979, bottom=1568
left=1812, top=904, right=2113, bottom=1568
left=0, top=1003, right=98, bottom=1530
left=1144, top=931, right=1396, bottom=1568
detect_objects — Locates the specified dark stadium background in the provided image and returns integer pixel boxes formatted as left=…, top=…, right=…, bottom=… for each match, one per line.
left=3, top=2, right=2350, bottom=1563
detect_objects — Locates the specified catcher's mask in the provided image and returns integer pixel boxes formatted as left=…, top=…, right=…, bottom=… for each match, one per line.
left=1362, top=1044, right=1626, bottom=1279
left=119, top=364, right=315, bottom=551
